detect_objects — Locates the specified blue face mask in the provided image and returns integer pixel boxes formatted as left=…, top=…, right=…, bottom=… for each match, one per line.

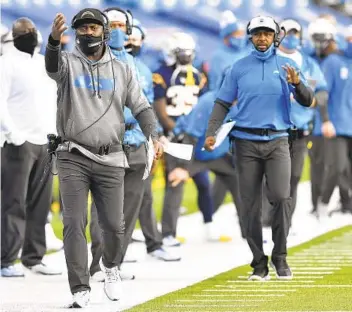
left=252, top=43, right=275, bottom=61
left=108, top=29, right=127, bottom=49
left=229, top=36, right=246, bottom=50
left=281, top=34, right=300, bottom=51
left=344, top=42, right=352, bottom=58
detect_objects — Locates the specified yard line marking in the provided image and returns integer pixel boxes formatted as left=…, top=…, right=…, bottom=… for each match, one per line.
left=247, top=271, right=333, bottom=275
left=227, top=280, right=315, bottom=283
left=237, top=275, right=323, bottom=279
left=192, top=294, right=286, bottom=297
left=164, top=304, right=260, bottom=308
left=215, top=284, right=352, bottom=288
left=202, top=289, right=297, bottom=292
left=289, top=267, right=341, bottom=270
left=175, top=299, right=274, bottom=302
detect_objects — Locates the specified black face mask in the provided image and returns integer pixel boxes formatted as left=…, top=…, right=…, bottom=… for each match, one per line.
left=125, top=44, right=141, bottom=57
left=13, top=32, right=38, bottom=55
left=76, top=34, right=103, bottom=55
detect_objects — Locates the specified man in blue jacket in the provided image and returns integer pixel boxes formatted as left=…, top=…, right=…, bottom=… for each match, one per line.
left=310, top=19, right=352, bottom=216
left=208, top=10, right=248, bottom=91
left=204, top=16, right=316, bottom=281
left=262, top=18, right=334, bottom=226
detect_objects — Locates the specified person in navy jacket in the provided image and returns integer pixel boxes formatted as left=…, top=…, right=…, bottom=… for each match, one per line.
left=204, top=16, right=316, bottom=281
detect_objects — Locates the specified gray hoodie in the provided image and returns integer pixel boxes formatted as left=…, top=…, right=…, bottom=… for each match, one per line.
left=45, top=40, right=158, bottom=167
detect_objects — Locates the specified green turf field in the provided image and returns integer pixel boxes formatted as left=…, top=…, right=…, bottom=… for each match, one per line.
left=127, top=225, right=352, bottom=312
left=50, top=156, right=311, bottom=240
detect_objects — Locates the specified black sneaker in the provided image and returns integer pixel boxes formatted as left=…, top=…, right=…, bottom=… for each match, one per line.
left=248, top=266, right=270, bottom=281
left=270, top=259, right=293, bottom=280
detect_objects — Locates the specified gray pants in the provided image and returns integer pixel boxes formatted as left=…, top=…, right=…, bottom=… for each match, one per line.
left=235, top=137, right=291, bottom=269
left=139, top=176, right=163, bottom=253
left=1, top=142, right=52, bottom=268
left=90, top=146, right=146, bottom=274
left=57, top=150, right=125, bottom=294
left=188, top=154, right=245, bottom=237
left=320, top=137, right=352, bottom=211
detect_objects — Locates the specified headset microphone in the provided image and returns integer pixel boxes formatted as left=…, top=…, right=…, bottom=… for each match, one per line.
left=87, top=38, right=109, bottom=48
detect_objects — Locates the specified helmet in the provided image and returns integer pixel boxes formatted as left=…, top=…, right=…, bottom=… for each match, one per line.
left=172, top=32, right=196, bottom=66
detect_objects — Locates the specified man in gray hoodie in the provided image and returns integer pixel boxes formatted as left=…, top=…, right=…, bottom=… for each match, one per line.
left=45, top=9, right=162, bottom=308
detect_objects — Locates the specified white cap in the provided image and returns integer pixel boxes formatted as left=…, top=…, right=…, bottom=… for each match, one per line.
left=280, top=19, right=301, bottom=33
left=308, top=18, right=337, bottom=38
left=219, top=10, right=237, bottom=29
left=131, top=26, right=143, bottom=40
left=248, top=16, right=277, bottom=34
left=106, top=9, right=127, bottom=24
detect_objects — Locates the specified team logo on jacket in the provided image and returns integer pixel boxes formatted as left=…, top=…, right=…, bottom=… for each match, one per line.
left=74, top=75, right=114, bottom=91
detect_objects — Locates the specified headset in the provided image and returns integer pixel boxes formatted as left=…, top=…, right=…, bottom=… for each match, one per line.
left=71, top=9, right=111, bottom=44
left=246, top=17, right=284, bottom=48
left=103, top=7, right=133, bottom=36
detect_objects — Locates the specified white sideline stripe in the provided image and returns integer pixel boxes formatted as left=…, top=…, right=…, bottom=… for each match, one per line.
left=287, top=260, right=352, bottom=263
left=237, top=275, right=323, bottom=279
left=164, top=304, right=259, bottom=307
left=290, top=267, right=341, bottom=270
left=193, top=294, right=286, bottom=297
left=176, top=299, right=274, bottom=302
left=227, top=280, right=315, bottom=283
left=215, top=284, right=352, bottom=288
left=247, top=271, right=333, bottom=274
left=202, top=289, right=296, bottom=292
left=290, top=256, right=352, bottom=259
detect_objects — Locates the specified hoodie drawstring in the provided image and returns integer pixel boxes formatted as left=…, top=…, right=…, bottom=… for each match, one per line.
left=97, top=64, right=101, bottom=99
left=88, top=63, right=97, bottom=97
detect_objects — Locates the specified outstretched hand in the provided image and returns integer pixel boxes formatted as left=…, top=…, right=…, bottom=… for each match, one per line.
left=282, top=64, right=300, bottom=85
left=51, top=13, right=68, bottom=41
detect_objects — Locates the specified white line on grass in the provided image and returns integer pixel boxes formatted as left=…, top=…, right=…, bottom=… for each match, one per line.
left=175, top=299, right=274, bottom=302
left=214, top=284, right=352, bottom=288
left=193, top=294, right=286, bottom=297
left=237, top=275, right=323, bottom=279
left=290, top=256, right=352, bottom=259
left=164, top=304, right=259, bottom=308
left=248, top=271, right=333, bottom=275
left=227, top=280, right=315, bottom=283
left=202, top=289, right=296, bottom=292
left=287, top=260, right=352, bottom=263
left=290, top=267, right=341, bottom=270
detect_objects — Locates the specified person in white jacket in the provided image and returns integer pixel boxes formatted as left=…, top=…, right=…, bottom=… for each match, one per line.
left=0, top=17, right=62, bottom=277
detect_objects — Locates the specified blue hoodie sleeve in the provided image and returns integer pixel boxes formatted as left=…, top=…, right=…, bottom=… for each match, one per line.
left=215, top=64, right=238, bottom=106
left=320, top=56, right=338, bottom=93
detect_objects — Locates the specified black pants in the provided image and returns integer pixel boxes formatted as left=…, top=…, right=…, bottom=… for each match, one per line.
left=139, top=176, right=163, bottom=253
left=235, top=137, right=291, bottom=269
left=1, top=142, right=52, bottom=268
left=57, top=150, right=125, bottom=294
left=262, top=136, right=307, bottom=226
left=161, top=153, right=211, bottom=237
left=90, top=145, right=147, bottom=274
left=188, top=154, right=245, bottom=237
left=212, top=177, right=228, bottom=213
left=320, top=137, right=352, bottom=211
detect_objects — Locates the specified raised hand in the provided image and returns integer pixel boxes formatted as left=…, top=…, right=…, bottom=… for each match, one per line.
left=282, top=64, right=300, bottom=86
left=51, top=13, right=68, bottom=41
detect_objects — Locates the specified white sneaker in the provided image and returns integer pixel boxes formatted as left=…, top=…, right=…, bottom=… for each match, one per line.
left=71, top=290, right=90, bottom=308
left=104, top=266, right=122, bottom=301
left=45, top=223, right=63, bottom=251
left=120, top=269, right=135, bottom=281
left=149, top=248, right=181, bottom=261
left=1, top=265, right=25, bottom=277
left=29, top=263, right=62, bottom=275
left=91, top=270, right=105, bottom=282
left=162, top=235, right=181, bottom=247
left=204, top=223, right=232, bottom=242
left=131, top=229, right=145, bottom=243
left=317, top=201, right=329, bottom=219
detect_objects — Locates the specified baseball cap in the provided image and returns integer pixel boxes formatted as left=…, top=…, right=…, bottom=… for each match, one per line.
left=72, top=8, right=106, bottom=29
left=280, top=19, right=301, bottom=33
left=248, top=16, right=277, bottom=34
